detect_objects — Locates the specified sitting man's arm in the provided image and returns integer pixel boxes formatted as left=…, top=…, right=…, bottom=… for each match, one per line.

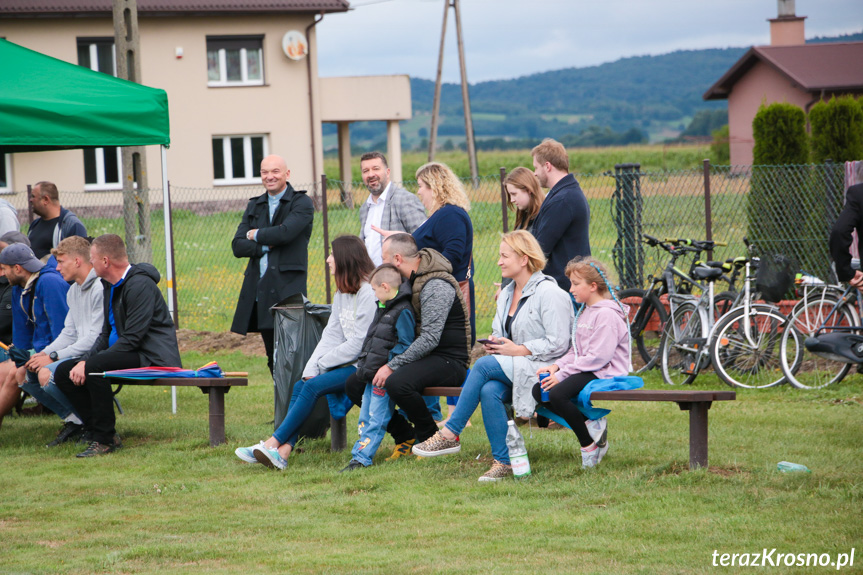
left=387, top=279, right=454, bottom=371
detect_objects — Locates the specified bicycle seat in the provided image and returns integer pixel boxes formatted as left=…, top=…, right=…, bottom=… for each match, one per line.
left=691, top=266, right=724, bottom=281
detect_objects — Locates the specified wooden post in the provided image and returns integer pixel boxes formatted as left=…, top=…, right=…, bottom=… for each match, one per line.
left=453, top=0, right=478, bottom=186
left=428, top=0, right=449, bottom=162
left=322, top=174, right=331, bottom=304
left=113, top=0, right=152, bottom=264
left=500, top=167, right=509, bottom=233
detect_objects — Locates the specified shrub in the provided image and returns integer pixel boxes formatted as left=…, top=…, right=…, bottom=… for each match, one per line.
left=748, top=102, right=827, bottom=279
left=810, top=95, right=863, bottom=163
left=710, top=124, right=730, bottom=164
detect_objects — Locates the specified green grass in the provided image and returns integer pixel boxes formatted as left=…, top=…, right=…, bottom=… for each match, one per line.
left=1, top=350, right=861, bottom=574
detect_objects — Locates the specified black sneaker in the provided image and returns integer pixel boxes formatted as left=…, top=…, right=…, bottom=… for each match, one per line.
left=77, top=432, right=121, bottom=448
left=339, top=459, right=367, bottom=473
left=46, top=422, right=84, bottom=447
left=76, top=441, right=116, bottom=458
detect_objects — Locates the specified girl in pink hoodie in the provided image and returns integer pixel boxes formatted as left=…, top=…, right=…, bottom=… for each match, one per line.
left=534, top=256, right=630, bottom=469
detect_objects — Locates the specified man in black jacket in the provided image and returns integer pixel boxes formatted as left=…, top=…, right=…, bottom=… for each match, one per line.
left=231, top=155, right=314, bottom=375
left=531, top=138, right=591, bottom=291
left=54, top=234, right=181, bottom=457
left=829, top=164, right=863, bottom=288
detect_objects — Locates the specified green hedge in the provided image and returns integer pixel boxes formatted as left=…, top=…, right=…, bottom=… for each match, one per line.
left=810, top=95, right=863, bottom=163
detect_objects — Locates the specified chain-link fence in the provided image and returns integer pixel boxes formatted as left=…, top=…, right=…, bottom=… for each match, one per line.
left=4, top=161, right=847, bottom=335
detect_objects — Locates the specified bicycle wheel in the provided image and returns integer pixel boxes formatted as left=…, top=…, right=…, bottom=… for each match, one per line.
left=781, top=296, right=855, bottom=389
left=618, top=288, right=668, bottom=371
left=660, top=302, right=702, bottom=385
left=710, top=306, right=799, bottom=389
left=713, top=290, right=737, bottom=322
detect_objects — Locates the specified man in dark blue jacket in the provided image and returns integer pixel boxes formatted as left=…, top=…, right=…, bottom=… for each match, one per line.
left=53, top=234, right=182, bottom=457
left=531, top=138, right=591, bottom=290
left=0, top=242, right=73, bottom=431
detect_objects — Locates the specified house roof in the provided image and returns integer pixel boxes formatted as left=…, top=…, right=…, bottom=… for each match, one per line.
left=703, top=42, right=863, bottom=100
left=0, top=0, right=349, bottom=17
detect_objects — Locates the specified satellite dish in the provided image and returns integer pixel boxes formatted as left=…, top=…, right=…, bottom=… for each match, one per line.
left=282, top=31, right=308, bottom=61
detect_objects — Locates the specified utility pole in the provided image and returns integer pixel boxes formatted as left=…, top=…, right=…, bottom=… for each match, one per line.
left=113, top=0, right=152, bottom=263
left=428, top=0, right=479, bottom=185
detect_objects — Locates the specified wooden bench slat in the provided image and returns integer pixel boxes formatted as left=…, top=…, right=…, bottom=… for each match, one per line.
left=591, top=390, right=736, bottom=402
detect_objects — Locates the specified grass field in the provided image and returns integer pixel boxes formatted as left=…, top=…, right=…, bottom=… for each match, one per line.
left=1, top=350, right=860, bottom=574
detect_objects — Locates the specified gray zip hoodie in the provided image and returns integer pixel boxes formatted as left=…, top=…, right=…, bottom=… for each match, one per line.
left=42, top=268, right=104, bottom=361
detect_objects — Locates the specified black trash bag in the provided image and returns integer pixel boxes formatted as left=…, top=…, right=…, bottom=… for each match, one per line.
left=272, top=294, right=332, bottom=440
left=756, top=253, right=796, bottom=303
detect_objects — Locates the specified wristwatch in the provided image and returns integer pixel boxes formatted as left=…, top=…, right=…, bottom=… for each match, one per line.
left=49, top=351, right=59, bottom=361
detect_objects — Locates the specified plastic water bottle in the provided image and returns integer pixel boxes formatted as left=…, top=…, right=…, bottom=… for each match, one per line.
left=539, top=373, right=550, bottom=402
left=777, top=461, right=811, bottom=473
left=506, top=420, right=531, bottom=479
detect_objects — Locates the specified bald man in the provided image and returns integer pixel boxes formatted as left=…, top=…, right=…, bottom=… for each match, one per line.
left=231, top=155, right=314, bottom=375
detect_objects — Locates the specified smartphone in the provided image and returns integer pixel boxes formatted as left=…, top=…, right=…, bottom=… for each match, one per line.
left=477, top=338, right=495, bottom=345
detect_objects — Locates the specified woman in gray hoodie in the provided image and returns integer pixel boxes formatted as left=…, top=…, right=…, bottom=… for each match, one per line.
left=235, top=235, right=377, bottom=470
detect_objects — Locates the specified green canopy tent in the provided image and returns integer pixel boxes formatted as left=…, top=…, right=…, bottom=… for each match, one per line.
left=0, top=39, right=181, bottom=411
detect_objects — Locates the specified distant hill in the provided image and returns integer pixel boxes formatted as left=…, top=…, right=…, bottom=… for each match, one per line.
left=324, top=31, right=862, bottom=152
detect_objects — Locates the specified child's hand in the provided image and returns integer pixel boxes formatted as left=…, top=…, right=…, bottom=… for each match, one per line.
left=536, top=364, right=559, bottom=377
left=372, top=365, right=393, bottom=387
left=540, top=373, right=559, bottom=389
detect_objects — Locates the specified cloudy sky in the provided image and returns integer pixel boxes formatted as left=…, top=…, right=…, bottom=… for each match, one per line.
left=316, top=0, right=863, bottom=83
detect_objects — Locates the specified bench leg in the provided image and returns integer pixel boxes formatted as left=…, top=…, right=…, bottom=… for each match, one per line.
left=685, top=401, right=711, bottom=470
left=331, top=415, right=347, bottom=452
left=207, top=388, right=227, bottom=447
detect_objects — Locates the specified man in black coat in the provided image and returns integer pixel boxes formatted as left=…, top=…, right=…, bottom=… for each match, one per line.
left=231, top=155, right=314, bottom=374
left=53, top=234, right=182, bottom=457
left=531, top=138, right=591, bottom=291
left=829, top=174, right=863, bottom=288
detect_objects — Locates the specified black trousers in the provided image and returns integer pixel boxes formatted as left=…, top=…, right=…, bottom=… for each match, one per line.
left=531, top=371, right=597, bottom=447
left=250, top=301, right=275, bottom=376
left=54, top=351, right=142, bottom=445
left=344, top=372, right=416, bottom=445
left=384, top=355, right=466, bottom=444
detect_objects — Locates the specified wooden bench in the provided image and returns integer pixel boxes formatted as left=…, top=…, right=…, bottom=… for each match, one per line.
left=107, top=377, right=248, bottom=447
left=330, top=387, right=735, bottom=470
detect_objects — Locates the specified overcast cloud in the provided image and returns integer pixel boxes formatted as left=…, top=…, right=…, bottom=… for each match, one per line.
left=316, top=0, right=863, bottom=83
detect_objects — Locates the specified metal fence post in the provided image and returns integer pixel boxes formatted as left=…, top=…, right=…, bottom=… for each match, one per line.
left=322, top=174, right=331, bottom=304
left=703, top=159, right=713, bottom=260
left=611, top=163, right=643, bottom=289
left=499, top=167, right=509, bottom=233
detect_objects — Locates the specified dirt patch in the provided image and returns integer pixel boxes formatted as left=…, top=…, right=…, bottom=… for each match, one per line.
left=177, top=329, right=266, bottom=356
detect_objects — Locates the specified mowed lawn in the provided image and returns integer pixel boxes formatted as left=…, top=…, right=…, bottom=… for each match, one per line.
left=1, top=351, right=861, bottom=574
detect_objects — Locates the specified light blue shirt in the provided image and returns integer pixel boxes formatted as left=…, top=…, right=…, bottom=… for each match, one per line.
left=257, top=187, right=286, bottom=278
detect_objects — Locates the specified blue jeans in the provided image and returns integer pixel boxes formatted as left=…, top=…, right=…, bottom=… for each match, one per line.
left=21, top=362, right=79, bottom=420
left=273, top=366, right=356, bottom=447
left=444, top=356, right=513, bottom=465
left=351, top=383, right=396, bottom=466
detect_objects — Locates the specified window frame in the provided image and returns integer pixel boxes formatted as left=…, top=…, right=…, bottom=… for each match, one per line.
left=77, top=37, right=122, bottom=191
left=0, top=153, right=11, bottom=194
left=212, top=134, right=268, bottom=186
left=206, top=35, right=265, bottom=87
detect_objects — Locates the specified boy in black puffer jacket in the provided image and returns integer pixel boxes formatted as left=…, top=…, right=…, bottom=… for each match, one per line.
left=340, top=265, right=415, bottom=472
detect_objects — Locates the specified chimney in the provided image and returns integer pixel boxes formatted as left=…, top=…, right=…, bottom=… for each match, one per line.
left=769, top=0, right=806, bottom=46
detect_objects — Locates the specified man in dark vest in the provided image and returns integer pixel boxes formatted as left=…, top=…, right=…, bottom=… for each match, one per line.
left=230, top=155, right=314, bottom=375
left=376, top=233, right=470, bottom=446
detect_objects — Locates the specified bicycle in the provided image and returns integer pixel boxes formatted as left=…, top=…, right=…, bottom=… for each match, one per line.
left=661, top=255, right=801, bottom=388
left=780, top=282, right=862, bottom=389
left=621, top=235, right=734, bottom=372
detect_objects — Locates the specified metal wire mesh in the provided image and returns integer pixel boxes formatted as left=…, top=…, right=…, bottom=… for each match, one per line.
left=3, top=161, right=846, bottom=334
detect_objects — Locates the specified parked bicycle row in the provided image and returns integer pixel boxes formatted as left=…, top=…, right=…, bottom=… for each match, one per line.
left=620, top=233, right=861, bottom=390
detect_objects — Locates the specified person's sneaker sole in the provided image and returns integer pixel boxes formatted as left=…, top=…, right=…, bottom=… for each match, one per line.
left=253, top=446, right=287, bottom=470
left=412, top=443, right=461, bottom=457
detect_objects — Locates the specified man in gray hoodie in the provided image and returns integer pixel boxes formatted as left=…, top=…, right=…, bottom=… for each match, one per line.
left=24, top=236, right=104, bottom=446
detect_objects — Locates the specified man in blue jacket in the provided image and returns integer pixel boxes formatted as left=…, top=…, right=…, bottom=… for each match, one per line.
left=531, top=138, right=591, bottom=291
left=0, top=243, right=73, bottom=431
left=27, top=181, right=88, bottom=259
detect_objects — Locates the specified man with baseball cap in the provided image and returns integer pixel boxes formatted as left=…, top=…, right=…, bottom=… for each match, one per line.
left=0, top=242, right=73, bottom=434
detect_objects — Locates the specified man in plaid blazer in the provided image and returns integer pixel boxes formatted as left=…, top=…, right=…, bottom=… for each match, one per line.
left=358, top=152, right=426, bottom=265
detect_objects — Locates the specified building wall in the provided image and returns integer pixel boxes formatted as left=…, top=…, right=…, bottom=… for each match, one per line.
left=727, top=60, right=812, bottom=165
left=0, top=14, right=324, bottom=203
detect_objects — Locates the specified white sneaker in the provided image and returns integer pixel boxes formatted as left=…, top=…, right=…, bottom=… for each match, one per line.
left=234, top=442, right=263, bottom=464
left=581, top=445, right=600, bottom=469
left=586, top=417, right=609, bottom=463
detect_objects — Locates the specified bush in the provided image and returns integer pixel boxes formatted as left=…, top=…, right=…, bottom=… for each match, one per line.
left=710, top=124, right=730, bottom=164
left=810, top=95, right=863, bottom=163
left=748, top=102, right=828, bottom=279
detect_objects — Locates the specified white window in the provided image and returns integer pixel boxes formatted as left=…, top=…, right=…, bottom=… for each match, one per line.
left=78, top=38, right=121, bottom=190
left=212, top=135, right=267, bottom=185
left=0, top=153, right=11, bottom=193
left=207, top=36, right=264, bottom=87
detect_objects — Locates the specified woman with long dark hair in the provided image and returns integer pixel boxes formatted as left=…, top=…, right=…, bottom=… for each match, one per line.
left=234, top=235, right=376, bottom=470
